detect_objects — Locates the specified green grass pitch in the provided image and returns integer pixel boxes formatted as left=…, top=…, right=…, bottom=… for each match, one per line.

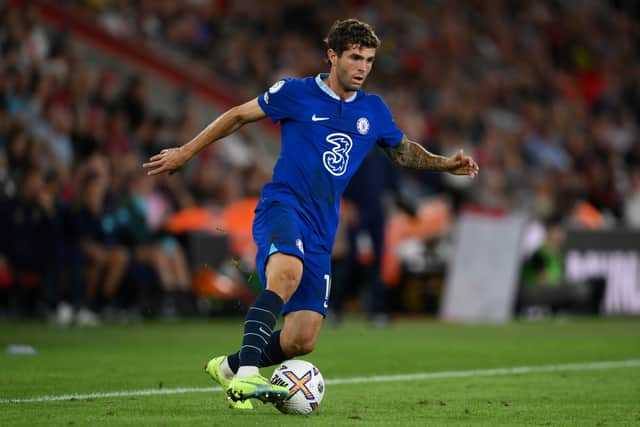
left=1, top=317, right=639, bottom=426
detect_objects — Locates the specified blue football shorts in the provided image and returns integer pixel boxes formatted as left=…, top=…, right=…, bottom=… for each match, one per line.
left=253, top=201, right=331, bottom=317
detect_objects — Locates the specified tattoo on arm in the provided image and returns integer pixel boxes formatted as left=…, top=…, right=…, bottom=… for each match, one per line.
left=383, top=136, right=450, bottom=171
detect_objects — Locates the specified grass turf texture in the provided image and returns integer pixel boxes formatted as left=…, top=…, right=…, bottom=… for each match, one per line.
left=1, top=317, right=639, bottom=426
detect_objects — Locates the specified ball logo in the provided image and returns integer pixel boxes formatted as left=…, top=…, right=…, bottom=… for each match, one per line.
left=282, top=369, right=315, bottom=400
left=322, top=133, right=353, bottom=176
left=356, top=117, right=370, bottom=135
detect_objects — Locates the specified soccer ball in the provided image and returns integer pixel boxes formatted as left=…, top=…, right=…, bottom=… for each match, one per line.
left=270, top=359, right=325, bottom=415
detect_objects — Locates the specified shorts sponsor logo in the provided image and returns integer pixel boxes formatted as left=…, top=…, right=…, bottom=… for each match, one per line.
left=268, top=80, right=285, bottom=93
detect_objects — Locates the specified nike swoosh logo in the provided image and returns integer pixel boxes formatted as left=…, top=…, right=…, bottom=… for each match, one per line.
left=312, top=114, right=330, bottom=121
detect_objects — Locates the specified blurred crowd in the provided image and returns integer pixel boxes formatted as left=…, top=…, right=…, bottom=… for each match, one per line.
left=1, top=0, right=640, bottom=323
left=70, top=0, right=640, bottom=222
left=0, top=3, right=267, bottom=324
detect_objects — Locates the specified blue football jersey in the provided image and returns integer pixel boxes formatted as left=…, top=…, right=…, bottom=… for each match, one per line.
left=256, top=73, right=403, bottom=251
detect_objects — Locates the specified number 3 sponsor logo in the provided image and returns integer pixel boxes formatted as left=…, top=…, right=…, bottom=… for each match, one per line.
left=322, top=133, right=352, bottom=176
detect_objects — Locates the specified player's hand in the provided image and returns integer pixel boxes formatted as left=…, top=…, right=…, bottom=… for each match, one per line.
left=446, top=149, right=479, bottom=177
left=142, top=146, right=190, bottom=175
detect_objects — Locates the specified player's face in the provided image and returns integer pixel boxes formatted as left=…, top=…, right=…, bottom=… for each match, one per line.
left=330, top=45, right=376, bottom=92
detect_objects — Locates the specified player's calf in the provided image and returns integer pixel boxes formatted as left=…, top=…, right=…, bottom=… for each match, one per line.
left=279, top=310, right=324, bottom=356
left=281, top=336, right=316, bottom=356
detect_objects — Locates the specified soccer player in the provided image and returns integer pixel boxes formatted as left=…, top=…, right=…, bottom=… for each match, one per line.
left=143, top=19, right=479, bottom=409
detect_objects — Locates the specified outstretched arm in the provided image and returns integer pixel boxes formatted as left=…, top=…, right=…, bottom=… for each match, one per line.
left=383, top=135, right=479, bottom=177
left=143, top=97, right=266, bottom=175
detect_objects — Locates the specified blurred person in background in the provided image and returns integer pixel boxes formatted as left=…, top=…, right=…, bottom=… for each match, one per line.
left=328, top=195, right=357, bottom=324
left=121, top=171, right=193, bottom=318
left=118, top=75, right=147, bottom=132
left=144, top=18, right=478, bottom=409
left=624, top=167, right=640, bottom=228
left=68, top=168, right=129, bottom=325
left=518, top=214, right=598, bottom=317
left=0, top=164, right=52, bottom=317
left=330, top=148, right=404, bottom=326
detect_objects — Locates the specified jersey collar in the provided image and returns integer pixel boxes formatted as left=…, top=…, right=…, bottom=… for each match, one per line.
left=315, top=73, right=358, bottom=102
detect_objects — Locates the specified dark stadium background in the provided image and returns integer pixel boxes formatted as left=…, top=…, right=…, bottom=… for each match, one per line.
left=1, top=0, right=640, bottom=325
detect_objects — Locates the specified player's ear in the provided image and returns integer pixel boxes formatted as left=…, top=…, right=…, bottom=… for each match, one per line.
left=327, top=49, right=338, bottom=66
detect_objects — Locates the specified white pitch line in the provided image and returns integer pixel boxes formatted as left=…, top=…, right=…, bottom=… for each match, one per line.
left=2, top=359, right=639, bottom=404
left=324, top=359, right=640, bottom=385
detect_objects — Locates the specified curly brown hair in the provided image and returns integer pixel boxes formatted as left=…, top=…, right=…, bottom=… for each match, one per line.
left=324, top=19, right=381, bottom=56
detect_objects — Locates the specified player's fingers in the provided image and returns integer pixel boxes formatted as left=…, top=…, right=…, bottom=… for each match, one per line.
left=149, top=153, right=165, bottom=161
left=142, top=160, right=163, bottom=169
left=461, top=164, right=477, bottom=177
left=146, top=166, right=167, bottom=176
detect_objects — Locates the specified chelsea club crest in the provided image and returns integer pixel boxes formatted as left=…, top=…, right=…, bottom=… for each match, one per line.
left=356, top=117, right=370, bottom=135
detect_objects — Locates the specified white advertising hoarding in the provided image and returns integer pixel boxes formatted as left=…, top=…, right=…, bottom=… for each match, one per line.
left=440, top=214, right=527, bottom=323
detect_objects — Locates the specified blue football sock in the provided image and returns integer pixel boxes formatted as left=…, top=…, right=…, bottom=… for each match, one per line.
left=238, top=290, right=283, bottom=368
left=227, top=330, right=286, bottom=373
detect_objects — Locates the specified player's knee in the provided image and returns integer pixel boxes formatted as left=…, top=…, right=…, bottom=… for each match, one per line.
left=274, top=264, right=301, bottom=285
left=266, top=260, right=302, bottom=302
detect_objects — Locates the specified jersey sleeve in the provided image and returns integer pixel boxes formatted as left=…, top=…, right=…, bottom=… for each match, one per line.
left=257, top=78, right=297, bottom=123
left=375, top=96, right=404, bottom=148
